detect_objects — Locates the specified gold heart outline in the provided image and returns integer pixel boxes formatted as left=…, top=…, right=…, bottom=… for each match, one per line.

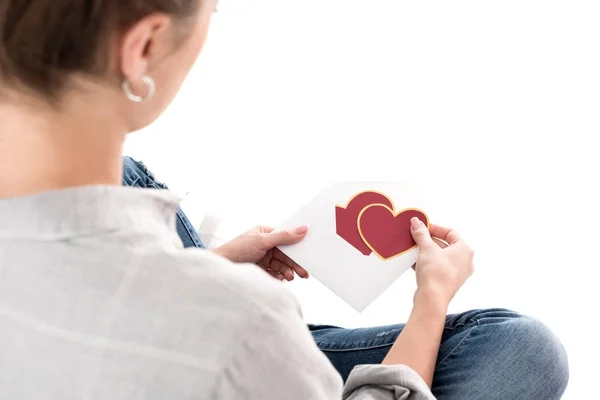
left=357, top=203, right=430, bottom=261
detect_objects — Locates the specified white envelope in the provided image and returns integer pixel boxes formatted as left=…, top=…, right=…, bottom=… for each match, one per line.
left=278, top=182, right=429, bottom=312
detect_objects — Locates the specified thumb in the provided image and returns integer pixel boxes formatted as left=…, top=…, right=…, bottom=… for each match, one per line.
left=266, top=225, right=309, bottom=247
left=410, top=217, right=434, bottom=250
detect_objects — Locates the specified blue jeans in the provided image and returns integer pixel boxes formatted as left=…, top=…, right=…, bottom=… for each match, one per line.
left=122, top=156, right=569, bottom=399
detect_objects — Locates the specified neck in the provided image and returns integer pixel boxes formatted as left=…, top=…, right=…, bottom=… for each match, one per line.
left=0, top=94, right=127, bottom=198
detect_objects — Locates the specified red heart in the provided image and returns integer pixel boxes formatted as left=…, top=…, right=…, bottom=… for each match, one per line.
left=358, top=204, right=428, bottom=260
left=335, top=191, right=394, bottom=255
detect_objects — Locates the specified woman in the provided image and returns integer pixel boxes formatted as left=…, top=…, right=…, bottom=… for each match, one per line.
left=0, top=1, right=567, bottom=399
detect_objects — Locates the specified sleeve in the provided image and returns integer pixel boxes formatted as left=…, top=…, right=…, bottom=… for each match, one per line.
left=210, top=288, right=344, bottom=400
left=209, top=276, right=434, bottom=400
left=343, top=365, right=435, bottom=400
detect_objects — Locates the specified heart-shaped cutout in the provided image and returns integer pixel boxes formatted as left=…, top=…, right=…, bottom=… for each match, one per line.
left=358, top=204, right=428, bottom=260
left=335, top=191, right=395, bottom=255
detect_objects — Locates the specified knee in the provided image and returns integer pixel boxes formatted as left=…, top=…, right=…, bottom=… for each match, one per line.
left=495, top=314, right=569, bottom=397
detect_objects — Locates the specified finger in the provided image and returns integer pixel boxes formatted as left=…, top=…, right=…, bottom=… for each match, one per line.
left=283, top=268, right=294, bottom=281
left=429, top=224, right=462, bottom=244
left=267, top=270, right=285, bottom=280
left=410, top=217, right=435, bottom=250
left=273, top=248, right=309, bottom=278
left=255, top=225, right=275, bottom=234
left=265, top=225, right=309, bottom=247
left=265, top=257, right=284, bottom=273
left=269, top=259, right=295, bottom=281
left=432, top=237, right=449, bottom=249
left=257, top=251, right=274, bottom=273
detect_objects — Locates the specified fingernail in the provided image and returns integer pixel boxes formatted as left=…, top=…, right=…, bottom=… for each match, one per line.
left=305, top=273, right=310, bottom=279
left=411, top=217, right=423, bottom=229
left=296, top=225, right=309, bottom=235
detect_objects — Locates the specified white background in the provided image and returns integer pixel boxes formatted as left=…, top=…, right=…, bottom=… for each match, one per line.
left=124, top=1, right=600, bottom=398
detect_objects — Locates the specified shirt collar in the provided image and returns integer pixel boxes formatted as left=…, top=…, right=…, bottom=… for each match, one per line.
left=0, top=185, right=182, bottom=240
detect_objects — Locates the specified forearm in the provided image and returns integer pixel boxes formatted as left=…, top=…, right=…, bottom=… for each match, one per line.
left=382, top=289, right=448, bottom=387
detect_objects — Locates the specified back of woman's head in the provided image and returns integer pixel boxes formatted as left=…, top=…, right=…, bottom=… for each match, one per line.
left=0, top=0, right=199, bottom=98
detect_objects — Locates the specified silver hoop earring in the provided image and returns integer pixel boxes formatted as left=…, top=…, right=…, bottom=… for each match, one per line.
left=121, top=75, right=156, bottom=103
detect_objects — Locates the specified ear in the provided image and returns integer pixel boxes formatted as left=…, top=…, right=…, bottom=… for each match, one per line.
left=119, top=13, right=171, bottom=81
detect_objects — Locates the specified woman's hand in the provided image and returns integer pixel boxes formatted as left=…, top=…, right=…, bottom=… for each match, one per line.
left=381, top=219, right=474, bottom=386
left=213, top=225, right=310, bottom=281
left=410, top=218, right=475, bottom=307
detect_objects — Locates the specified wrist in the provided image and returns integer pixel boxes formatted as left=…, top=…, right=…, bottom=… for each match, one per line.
left=413, top=286, right=450, bottom=317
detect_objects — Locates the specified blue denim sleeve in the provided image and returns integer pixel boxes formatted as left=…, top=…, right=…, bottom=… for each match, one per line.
left=122, top=156, right=204, bottom=249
